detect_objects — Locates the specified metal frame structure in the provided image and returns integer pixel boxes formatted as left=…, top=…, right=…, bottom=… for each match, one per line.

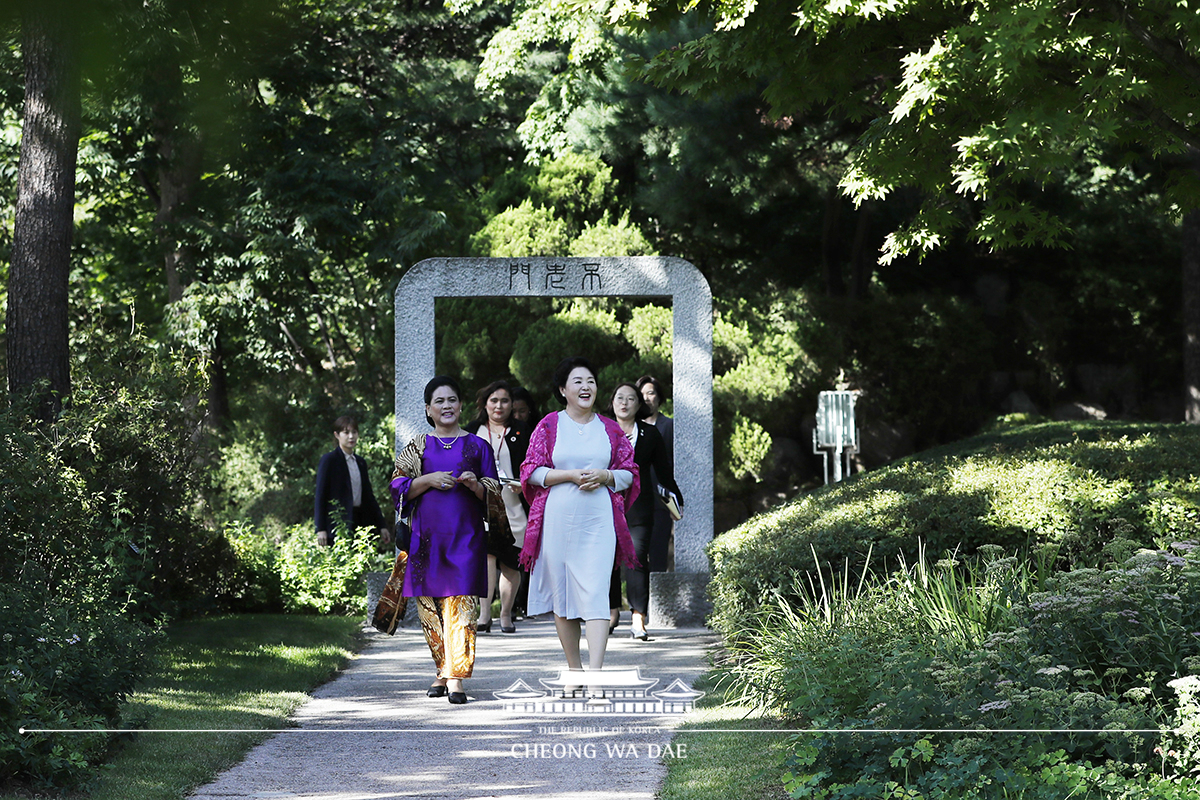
left=812, top=390, right=859, bottom=484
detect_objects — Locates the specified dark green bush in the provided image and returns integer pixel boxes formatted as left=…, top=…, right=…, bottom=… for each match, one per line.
left=709, top=421, right=1200, bottom=642
left=0, top=333, right=240, bottom=787
left=0, top=584, right=159, bottom=787
left=0, top=333, right=239, bottom=619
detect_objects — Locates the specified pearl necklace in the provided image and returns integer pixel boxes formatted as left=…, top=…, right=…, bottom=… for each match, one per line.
left=434, top=434, right=458, bottom=450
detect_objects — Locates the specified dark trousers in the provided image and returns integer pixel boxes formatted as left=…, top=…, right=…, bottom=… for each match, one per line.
left=610, top=523, right=652, bottom=615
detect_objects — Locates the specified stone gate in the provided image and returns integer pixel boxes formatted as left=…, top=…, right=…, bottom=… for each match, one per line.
left=394, top=256, right=712, bottom=626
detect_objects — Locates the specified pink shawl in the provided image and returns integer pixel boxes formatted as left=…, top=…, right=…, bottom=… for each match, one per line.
left=518, top=411, right=640, bottom=571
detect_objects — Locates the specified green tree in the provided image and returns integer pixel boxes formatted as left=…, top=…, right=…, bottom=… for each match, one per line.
left=606, top=0, right=1200, bottom=418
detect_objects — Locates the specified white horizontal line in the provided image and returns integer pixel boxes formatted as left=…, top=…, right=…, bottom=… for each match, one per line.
left=672, top=728, right=1166, bottom=734
left=20, top=727, right=1166, bottom=735
left=19, top=729, right=534, bottom=735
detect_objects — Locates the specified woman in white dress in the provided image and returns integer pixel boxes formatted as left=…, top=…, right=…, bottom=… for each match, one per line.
left=518, top=357, right=640, bottom=678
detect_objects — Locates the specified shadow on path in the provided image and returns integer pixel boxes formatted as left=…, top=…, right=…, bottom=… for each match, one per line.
left=188, top=614, right=718, bottom=800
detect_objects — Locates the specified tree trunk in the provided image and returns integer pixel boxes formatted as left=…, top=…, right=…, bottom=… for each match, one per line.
left=206, top=333, right=231, bottom=434
left=1184, top=204, right=1200, bottom=422
left=6, top=2, right=81, bottom=417
left=149, top=58, right=203, bottom=305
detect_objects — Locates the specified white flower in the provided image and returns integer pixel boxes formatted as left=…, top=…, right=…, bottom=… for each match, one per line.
left=1037, top=665, right=1070, bottom=676
left=979, top=700, right=1012, bottom=713
left=1168, top=676, right=1200, bottom=693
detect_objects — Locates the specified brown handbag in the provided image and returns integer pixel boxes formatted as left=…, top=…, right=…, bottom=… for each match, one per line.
left=371, top=550, right=409, bottom=635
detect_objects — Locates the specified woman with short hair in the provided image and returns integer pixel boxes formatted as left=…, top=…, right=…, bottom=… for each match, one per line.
left=520, top=357, right=639, bottom=686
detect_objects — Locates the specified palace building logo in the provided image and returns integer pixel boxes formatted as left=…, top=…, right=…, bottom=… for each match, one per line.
left=493, top=668, right=704, bottom=714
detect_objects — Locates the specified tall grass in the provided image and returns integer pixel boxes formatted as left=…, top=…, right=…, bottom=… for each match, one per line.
left=893, top=542, right=1054, bottom=651
left=714, top=543, right=1047, bottom=717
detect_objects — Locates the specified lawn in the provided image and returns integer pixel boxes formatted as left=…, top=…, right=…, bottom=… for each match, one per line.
left=2, top=614, right=363, bottom=800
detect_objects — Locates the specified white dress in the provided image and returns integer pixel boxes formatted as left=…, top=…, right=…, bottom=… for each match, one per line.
left=527, top=412, right=633, bottom=620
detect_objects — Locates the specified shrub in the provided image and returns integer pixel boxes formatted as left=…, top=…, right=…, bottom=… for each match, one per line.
left=470, top=199, right=571, bottom=256
left=276, top=524, right=392, bottom=615
left=0, top=333, right=226, bottom=787
left=509, top=300, right=633, bottom=395
left=222, top=520, right=285, bottom=612
left=0, top=584, right=159, bottom=787
left=2, top=333, right=236, bottom=620
left=723, top=545, right=1200, bottom=798
left=568, top=212, right=657, bottom=256
left=708, top=421, right=1200, bottom=642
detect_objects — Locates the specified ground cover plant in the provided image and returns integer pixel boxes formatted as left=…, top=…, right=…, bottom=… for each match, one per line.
left=716, top=547, right=1200, bottom=798
left=707, top=420, right=1200, bottom=798
left=0, top=614, right=363, bottom=800
left=708, top=421, right=1200, bottom=643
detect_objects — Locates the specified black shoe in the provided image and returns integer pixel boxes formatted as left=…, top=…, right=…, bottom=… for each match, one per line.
left=500, top=620, right=516, bottom=633
left=448, top=692, right=468, bottom=705
left=476, top=620, right=492, bottom=633
left=427, top=684, right=448, bottom=697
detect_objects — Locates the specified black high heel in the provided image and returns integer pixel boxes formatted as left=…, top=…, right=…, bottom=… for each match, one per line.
left=476, top=620, right=492, bottom=633
left=427, top=684, right=448, bottom=697
left=448, top=692, right=468, bottom=705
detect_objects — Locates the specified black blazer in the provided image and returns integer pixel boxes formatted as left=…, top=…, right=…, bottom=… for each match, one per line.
left=314, top=448, right=387, bottom=537
left=628, top=420, right=682, bottom=529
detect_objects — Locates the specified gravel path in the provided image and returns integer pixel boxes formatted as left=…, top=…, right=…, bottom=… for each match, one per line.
left=188, top=614, right=717, bottom=800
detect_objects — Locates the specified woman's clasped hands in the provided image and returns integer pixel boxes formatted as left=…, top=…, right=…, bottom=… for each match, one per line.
left=424, top=470, right=478, bottom=492
left=574, top=468, right=610, bottom=492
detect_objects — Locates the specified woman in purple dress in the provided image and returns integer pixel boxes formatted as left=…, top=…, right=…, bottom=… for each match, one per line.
left=391, top=376, right=499, bottom=705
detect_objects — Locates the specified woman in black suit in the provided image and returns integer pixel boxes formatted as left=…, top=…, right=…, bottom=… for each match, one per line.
left=314, top=415, right=390, bottom=547
left=608, top=382, right=683, bottom=640
left=468, top=380, right=532, bottom=632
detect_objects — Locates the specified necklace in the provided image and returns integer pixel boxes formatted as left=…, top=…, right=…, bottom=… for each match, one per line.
left=487, top=424, right=507, bottom=471
left=488, top=423, right=508, bottom=448
left=570, top=415, right=591, bottom=435
left=434, top=433, right=458, bottom=450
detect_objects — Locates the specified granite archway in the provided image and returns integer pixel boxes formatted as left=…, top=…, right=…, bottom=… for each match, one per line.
left=394, top=257, right=713, bottom=626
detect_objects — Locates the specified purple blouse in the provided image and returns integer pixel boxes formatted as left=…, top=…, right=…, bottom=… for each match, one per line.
left=390, top=433, right=497, bottom=598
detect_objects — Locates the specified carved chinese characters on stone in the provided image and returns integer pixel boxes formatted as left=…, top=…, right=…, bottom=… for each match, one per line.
left=506, top=262, right=605, bottom=293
